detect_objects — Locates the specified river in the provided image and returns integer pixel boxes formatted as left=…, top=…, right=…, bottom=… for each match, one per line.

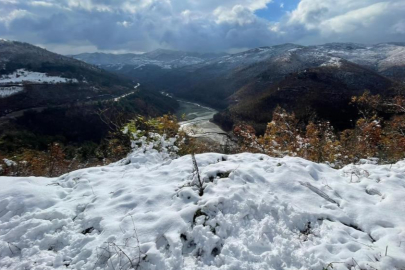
left=175, top=100, right=229, bottom=146
left=0, top=88, right=231, bottom=148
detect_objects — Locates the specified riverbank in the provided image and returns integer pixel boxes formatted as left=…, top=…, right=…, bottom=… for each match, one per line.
left=175, top=99, right=231, bottom=147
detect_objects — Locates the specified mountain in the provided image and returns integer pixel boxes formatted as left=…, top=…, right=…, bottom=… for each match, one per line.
left=151, top=44, right=404, bottom=131
left=73, top=43, right=405, bottom=132
left=315, top=43, right=405, bottom=83
left=227, top=59, right=398, bottom=132
left=165, top=43, right=405, bottom=103
left=1, top=145, right=405, bottom=269
left=219, top=43, right=405, bottom=131
left=0, top=40, right=177, bottom=116
left=72, top=49, right=225, bottom=69
left=71, top=49, right=226, bottom=96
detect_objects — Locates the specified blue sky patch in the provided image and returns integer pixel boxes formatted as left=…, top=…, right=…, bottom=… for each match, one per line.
left=255, top=0, right=300, bottom=21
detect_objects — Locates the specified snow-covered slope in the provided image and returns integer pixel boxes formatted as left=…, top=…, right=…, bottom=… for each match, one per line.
left=72, top=49, right=225, bottom=70
left=0, top=86, right=23, bottom=98
left=1, top=149, right=405, bottom=269
left=317, top=43, right=405, bottom=73
left=0, top=69, right=78, bottom=84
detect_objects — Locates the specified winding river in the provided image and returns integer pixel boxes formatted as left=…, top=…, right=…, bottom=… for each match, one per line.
left=1, top=87, right=231, bottom=147
left=175, top=100, right=229, bottom=146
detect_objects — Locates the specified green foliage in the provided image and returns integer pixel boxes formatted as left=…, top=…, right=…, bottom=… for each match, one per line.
left=122, top=120, right=138, bottom=136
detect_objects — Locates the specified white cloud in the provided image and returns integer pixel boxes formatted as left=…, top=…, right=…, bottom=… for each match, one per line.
left=320, top=2, right=389, bottom=33
left=0, top=0, right=404, bottom=54
left=392, top=19, right=405, bottom=34
left=285, top=0, right=405, bottom=44
left=29, top=1, right=55, bottom=7
left=213, top=5, right=257, bottom=26
left=0, top=9, right=30, bottom=27
left=117, top=20, right=132, bottom=28
left=0, top=0, right=19, bottom=3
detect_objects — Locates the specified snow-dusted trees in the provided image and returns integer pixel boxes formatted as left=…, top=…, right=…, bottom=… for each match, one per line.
left=0, top=114, right=211, bottom=177
left=343, top=91, right=405, bottom=163
left=0, top=143, right=68, bottom=177
left=232, top=92, right=405, bottom=167
left=122, top=114, right=212, bottom=158
left=233, top=124, right=262, bottom=153
left=348, top=92, right=383, bottom=159
left=233, top=107, right=342, bottom=165
left=304, top=121, right=341, bottom=164
left=382, top=115, right=405, bottom=162
left=259, top=106, right=302, bottom=157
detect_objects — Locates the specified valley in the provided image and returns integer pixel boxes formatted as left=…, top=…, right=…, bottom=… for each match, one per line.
left=0, top=83, right=142, bottom=126
left=176, top=99, right=230, bottom=146
left=2, top=2, right=405, bottom=269
left=72, top=42, right=405, bottom=133
left=2, top=40, right=405, bottom=171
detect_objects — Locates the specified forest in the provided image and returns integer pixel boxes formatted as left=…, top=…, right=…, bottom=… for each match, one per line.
left=3, top=90, right=405, bottom=176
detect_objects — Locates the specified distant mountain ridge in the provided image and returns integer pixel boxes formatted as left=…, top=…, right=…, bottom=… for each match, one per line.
left=72, top=49, right=226, bottom=69
left=70, top=42, right=405, bottom=132
left=72, top=43, right=405, bottom=80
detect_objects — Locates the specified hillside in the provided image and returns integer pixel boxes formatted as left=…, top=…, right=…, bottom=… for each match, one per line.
left=0, top=40, right=179, bottom=174
left=1, top=146, right=404, bottom=269
left=74, top=43, right=405, bottom=131
left=316, top=43, right=405, bottom=83
left=72, top=49, right=225, bottom=69
left=226, top=59, right=400, bottom=132
left=168, top=43, right=405, bottom=108
left=0, top=40, right=177, bottom=116
left=71, top=50, right=226, bottom=101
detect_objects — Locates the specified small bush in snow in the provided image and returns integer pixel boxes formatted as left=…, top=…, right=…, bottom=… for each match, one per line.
left=122, top=114, right=211, bottom=158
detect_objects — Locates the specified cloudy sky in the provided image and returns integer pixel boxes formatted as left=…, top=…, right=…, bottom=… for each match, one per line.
left=1, top=0, right=405, bottom=54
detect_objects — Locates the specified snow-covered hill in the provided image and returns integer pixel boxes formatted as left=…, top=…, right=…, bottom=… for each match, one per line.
left=74, top=43, right=405, bottom=77
left=316, top=43, right=405, bottom=72
left=0, top=41, right=177, bottom=117
left=0, top=86, right=23, bottom=98
left=1, top=147, right=405, bottom=269
left=0, top=69, right=78, bottom=85
left=72, top=49, right=225, bottom=70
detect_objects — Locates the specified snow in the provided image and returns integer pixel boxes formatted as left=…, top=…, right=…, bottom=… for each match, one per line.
left=320, top=57, right=342, bottom=68
left=2, top=159, right=17, bottom=167
left=318, top=43, right=405, bottom=71
left=0, top=86, right=23, bottom=98
left=126, top=57, right=203, bottom=69
left=0, top=69, right=78, bottom=84
left=1, top=147, right=405, bottom=269
left=379, top=47, right=405, bottom=71
left=74, top=53, right=208, bottom=70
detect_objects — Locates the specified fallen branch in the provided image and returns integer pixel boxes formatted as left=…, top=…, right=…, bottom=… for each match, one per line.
left=191, top=153, right=204, bottom=196
left=299, top=181, right=340, bottom=206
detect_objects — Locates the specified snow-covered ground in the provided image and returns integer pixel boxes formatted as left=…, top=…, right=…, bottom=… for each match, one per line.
left=1, top=148, right=405, bottom=269
left=0, top=86, right=23, bottom=98
left=0, top=69, right=78, bottom=84
left=320, top=57, right=343, bottom=68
